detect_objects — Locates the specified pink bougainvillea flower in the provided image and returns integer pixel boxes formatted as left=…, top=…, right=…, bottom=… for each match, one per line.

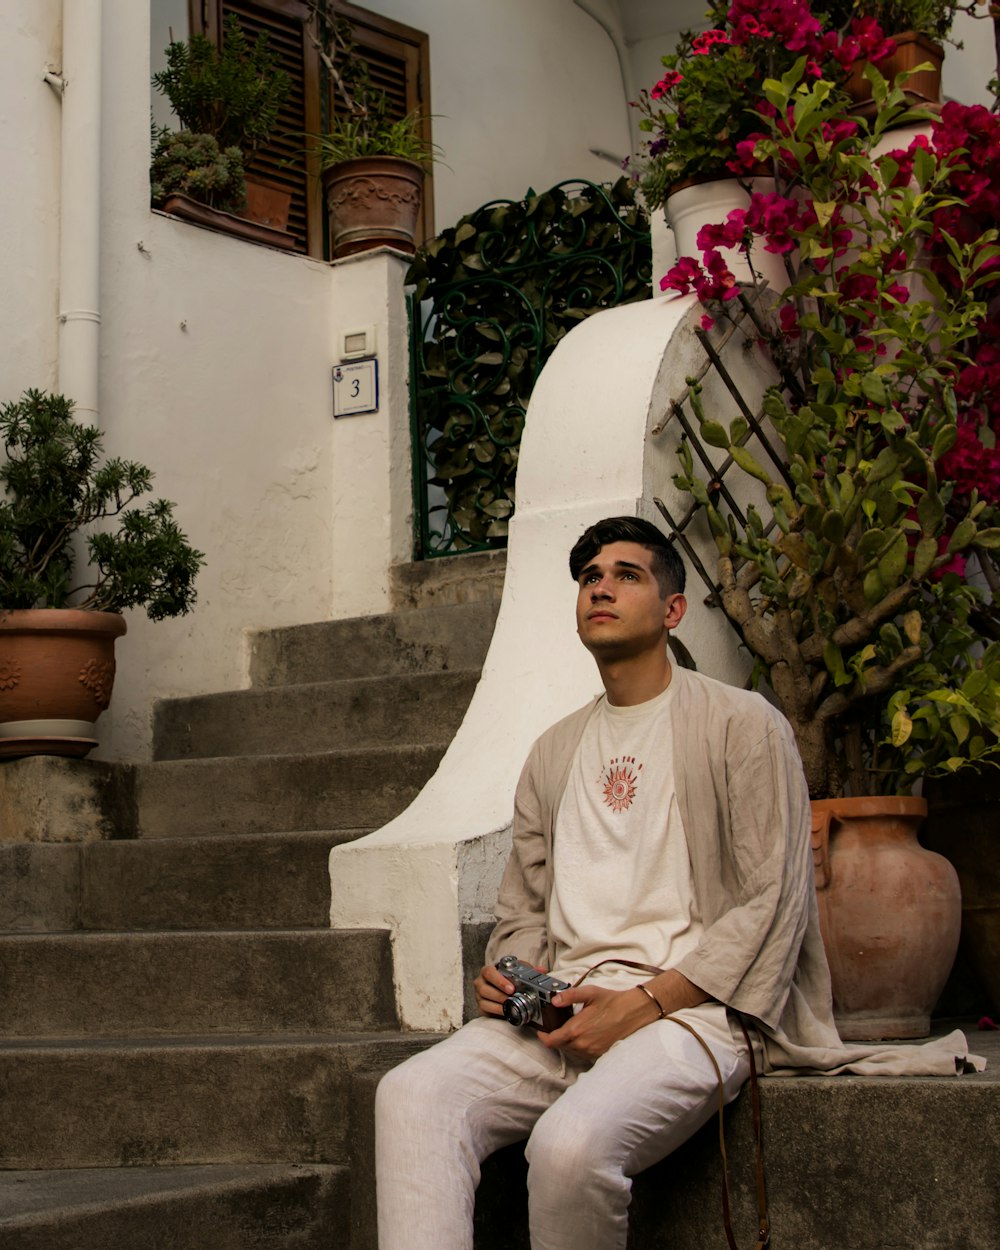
left=851, top=15, right=896, bottom=64
left=697, top=209, right=748, bottom=251
left=778, top=303, right=799, bottom=338
left=702, top=249, right=741, bottom=300
left=823, top=118, right=860, bottom=146
left=742, top=191, right=808, bottom=255
left=839, top=273, right=880, bottom=303
left=660, top=251, right=740, bottom=304
left=831, top=16, right=894, bottom=71
left=727, top=0, right=823, bottom=54
left=660, top=254, right=703, bottom=295
left=939, top=421, right=1000, bottom=507
left=701, top=314, right=716, bottom=331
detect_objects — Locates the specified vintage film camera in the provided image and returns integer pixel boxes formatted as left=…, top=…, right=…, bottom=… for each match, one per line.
left=496, top=955, right=572, bottom=1032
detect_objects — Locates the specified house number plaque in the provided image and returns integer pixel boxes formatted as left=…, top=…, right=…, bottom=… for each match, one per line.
left=333, top=359, right=379, bottom=417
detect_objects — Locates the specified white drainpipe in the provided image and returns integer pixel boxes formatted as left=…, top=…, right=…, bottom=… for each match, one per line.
left=54, top=0, right=103, bottom=423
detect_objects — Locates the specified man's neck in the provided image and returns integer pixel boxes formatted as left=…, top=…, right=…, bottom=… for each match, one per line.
left=598, top=652, right=674, bottom=707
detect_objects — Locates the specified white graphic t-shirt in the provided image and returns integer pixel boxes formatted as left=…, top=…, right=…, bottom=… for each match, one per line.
left=548, top=679, right=704, bottom=990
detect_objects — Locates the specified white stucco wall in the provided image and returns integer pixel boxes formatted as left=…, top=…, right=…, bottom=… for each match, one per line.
left=943, top=9, right=997, bottom=108
left=0, top=0, right=635, bottom=763
left=0, top=1, right=63, bottom=396
left=354, top=0, right=634, bottom=228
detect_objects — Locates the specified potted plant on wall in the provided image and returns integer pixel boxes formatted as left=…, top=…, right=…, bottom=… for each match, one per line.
left=0, top=390, right=204, bottom=759
left=302, top=2, right=440, bottom=258
left=654, top=57, right=1000, bottom=1038
left=151, top=15, right=294, bottom=248
left=631, top=0, right=983, bottom=280
left=820, top=0, right=963, bottom=108
left=631, top=0, right=896, bottom=285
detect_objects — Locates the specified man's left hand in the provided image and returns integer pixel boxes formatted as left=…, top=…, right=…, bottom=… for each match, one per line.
left=537, top=984, right=658, bottom=1061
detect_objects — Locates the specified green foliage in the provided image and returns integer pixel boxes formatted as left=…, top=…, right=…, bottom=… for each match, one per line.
left=816, top=0, right=960, bottom=40
left=635, top=35, right=764, bottom=203
left=150, top=130, right=247, bottom=213
left=152, top=15, right=290, bottom=160
left=407, top=179, right=651, bottom=552
left=308, top=110, right=440, bottom=166
left=668, top=65, right=1000, bottom=796
left=301, top=3, right=440, bottom=167
left=0, top=390, right=204, bottom=620
left=873, top=594, right=1000, bottom=791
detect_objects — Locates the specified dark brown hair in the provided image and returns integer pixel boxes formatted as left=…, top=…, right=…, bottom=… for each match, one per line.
left=568, top=517, right=686, bottom=597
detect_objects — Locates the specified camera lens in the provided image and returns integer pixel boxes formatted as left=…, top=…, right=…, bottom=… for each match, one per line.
left=502, top=991, right=537, bottom=1028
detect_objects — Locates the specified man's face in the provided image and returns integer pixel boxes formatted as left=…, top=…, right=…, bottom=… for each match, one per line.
left=574, top=541, right=685, bottom=660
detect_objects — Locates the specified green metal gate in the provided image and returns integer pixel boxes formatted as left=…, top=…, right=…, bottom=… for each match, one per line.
left=407, top=178, right=652, bottom=557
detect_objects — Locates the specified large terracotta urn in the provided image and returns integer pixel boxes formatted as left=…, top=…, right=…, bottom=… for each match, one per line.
left=811, top=796, right=961, bottom=1040
left=0, top=609, right=126, bottom=758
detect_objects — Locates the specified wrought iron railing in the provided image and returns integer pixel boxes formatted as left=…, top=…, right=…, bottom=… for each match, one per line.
left=407, top=177, right=651, bottom=557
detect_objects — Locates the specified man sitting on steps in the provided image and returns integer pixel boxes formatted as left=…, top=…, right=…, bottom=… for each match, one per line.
left=374, top=514, right=982, bottom=1250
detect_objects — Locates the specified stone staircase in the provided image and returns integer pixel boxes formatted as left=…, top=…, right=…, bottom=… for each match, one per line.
left=0, top=562, right=502, bottom=1250
left=2, top=545, right=999, bottom=1250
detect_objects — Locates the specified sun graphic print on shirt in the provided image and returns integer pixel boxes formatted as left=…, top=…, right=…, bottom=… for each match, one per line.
left=598, top=755, right=643, bottom=813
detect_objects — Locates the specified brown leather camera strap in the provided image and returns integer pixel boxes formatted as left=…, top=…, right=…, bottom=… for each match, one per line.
left=571, top=958, right=770, bottom=1250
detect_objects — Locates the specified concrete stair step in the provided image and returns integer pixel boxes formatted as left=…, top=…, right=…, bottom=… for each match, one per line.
left=0, top=1032, right=438, bottom=1170
left=0, top=929, right=397, bottom=1038
left=152, top=670, right=479, bottom=761
left=135, top=743, right=446, bottom=837
left=347, top=1028, right=1000, bottom=1250
left=390, top=550, right=506, bottom=611
left=248, top=599, right=498, bottom=688
left=0, top=831, right=367, bottom=933
left=0, top=1164, right=348, bottom=1250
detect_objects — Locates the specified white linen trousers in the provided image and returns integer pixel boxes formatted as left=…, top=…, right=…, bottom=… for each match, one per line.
left=375, top=1002, right=751, bottom=1250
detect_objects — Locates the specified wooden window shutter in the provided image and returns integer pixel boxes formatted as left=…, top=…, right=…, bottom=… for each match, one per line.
left=192, top=1, right=433, bottom=256
left=194, top=0, right=323, bottom=256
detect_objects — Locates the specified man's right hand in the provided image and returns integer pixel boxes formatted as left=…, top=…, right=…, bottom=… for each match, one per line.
left=473, top=962, right=515, bottom=1018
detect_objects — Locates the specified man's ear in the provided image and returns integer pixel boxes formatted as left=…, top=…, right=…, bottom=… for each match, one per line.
left=663, top=593, right=687, bottom=631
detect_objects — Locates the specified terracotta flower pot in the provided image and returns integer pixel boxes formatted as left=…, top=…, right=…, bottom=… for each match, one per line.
left=244, top=176, right=293, bottom=232
left=322, top=156, right=424, bottom=259
left=846, top=31, right=944, bottom=117
left=160, top=194, right=296, bottom=250
left=811, top=796, right=961, bottom=1040
left=0, top=608, right=127, bottom=758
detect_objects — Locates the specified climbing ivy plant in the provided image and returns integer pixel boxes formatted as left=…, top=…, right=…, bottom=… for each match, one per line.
left=407, top=178, right=651, bottom=555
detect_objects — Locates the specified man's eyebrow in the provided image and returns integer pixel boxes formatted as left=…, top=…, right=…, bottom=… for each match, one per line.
left=578, top=559, right=647, bottom=579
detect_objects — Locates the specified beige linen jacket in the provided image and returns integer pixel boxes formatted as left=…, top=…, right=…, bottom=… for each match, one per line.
left=485, top=665, right=980, bottom=1076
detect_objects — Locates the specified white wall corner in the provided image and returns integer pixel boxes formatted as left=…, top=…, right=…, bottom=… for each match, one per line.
left=328, top=249, right=414, bottom=620
left=329, top=836, right=465, bottom=1031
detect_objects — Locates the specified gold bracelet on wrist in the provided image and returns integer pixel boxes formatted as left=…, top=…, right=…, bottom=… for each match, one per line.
left=637, top=982, right=666, bottom=1019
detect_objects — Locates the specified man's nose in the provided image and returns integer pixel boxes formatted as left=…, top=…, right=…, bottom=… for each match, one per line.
left=590, top=580, right=613, bottom=600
